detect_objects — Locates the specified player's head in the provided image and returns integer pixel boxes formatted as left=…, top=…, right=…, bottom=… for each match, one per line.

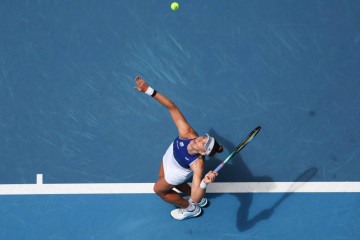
left=204, top=134, right=223, bottom=156
left=190, top=135, right=223, bottom=156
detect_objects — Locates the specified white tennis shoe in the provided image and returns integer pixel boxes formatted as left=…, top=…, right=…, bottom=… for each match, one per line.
left=170, top=205, right=202, bottom=220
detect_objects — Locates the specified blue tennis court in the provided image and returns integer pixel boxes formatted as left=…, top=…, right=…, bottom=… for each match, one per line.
left=1, top=1, right=359, bottom=239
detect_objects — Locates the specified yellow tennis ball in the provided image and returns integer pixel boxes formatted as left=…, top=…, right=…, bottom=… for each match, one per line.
left=171, top=2, right=179, bottom=11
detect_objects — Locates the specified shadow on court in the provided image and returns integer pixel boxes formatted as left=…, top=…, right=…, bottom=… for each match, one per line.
left=204, top=129, right=318, bottom=232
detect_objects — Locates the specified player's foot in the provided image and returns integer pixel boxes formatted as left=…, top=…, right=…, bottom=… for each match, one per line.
left=170, top=205, right=202, bottom=220
left=183, top=196, right=209, bottom=208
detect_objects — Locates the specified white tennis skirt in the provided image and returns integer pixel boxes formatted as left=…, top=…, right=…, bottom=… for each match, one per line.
left=162, top=143, right=193, bottom=186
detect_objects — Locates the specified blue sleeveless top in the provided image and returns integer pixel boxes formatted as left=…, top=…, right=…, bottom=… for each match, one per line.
left=173, top=137, right=200, bottom=169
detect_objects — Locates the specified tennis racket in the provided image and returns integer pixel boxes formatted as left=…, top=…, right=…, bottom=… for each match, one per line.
left=214, top=126, right=261, bottom=172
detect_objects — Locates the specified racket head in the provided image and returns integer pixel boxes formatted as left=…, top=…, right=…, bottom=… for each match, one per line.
left=215, top=126, right=261, bottom=170
left=235, top=126, right=261, bottom=153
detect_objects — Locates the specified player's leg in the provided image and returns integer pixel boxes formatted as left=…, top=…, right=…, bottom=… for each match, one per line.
left=154, top=162, right=202, bottom=220
left=175, top=182, right=191, bottom=196
left=153, top=162, right=189, bottom=208
left=176, top=181, right=208, bottom=207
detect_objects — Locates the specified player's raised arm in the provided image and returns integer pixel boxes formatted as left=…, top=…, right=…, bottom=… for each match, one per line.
left=134, top=76, right=196, bottom=139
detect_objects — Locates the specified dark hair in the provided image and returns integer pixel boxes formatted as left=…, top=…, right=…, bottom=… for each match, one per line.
left=209, top=140, right=223, bottom=157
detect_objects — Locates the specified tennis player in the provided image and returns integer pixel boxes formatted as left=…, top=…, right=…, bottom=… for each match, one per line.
left=134, top=76, right=223, bottom=220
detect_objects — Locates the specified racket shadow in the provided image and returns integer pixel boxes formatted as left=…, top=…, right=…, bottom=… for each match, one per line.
left=235, top=167, right=318, bottom=232
left=255, top=167, right=318, bottom=218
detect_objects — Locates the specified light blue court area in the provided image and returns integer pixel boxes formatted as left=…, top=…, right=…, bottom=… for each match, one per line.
left=1, top=0, right=360, bottom=239
left=1, top=193, right=359, bottom=239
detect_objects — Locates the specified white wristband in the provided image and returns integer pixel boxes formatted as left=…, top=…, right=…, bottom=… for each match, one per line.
left=200, top=179, right=207, bottom=189
left=145, top=86, right=156, bottom=97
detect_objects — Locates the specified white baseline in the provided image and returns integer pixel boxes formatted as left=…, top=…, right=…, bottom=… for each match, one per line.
left=0, top=182, right=360, bottom=195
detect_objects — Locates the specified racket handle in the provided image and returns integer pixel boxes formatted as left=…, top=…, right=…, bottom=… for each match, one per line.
left=214, top=163, right=224, bottom=173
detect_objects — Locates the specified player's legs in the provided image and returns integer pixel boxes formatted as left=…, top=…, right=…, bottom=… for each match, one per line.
left=175, top=182, right=191, bottom=196
left=153, top=162, right=189, bottom=208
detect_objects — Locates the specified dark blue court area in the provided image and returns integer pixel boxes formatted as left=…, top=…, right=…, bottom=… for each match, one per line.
left=1, top=1, right=359, bottom=239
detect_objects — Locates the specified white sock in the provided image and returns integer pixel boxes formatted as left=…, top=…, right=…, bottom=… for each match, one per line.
left=185, top=202, right=196, bottom=212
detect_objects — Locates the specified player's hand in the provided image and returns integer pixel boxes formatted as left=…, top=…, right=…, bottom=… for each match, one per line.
left=134, top=76, right=149, bottom=93
left=203, top=171, right=218, bottom=184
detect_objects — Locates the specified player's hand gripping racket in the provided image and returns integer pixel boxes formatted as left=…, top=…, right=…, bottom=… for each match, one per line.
left=214, top=126, right=261, bottom=172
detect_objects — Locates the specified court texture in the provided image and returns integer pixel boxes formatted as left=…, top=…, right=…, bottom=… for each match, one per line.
left=1, top=1, right=359, bottom=239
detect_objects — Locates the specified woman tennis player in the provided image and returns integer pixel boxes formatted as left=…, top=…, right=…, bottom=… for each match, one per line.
left=134, top=76, right=223, bottom=220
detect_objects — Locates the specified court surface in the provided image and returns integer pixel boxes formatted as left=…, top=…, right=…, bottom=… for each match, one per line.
left=1, top=1, right=359, bottom=239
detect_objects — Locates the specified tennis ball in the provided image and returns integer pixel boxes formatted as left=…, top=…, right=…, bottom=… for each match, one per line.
left=171, top=2, right=179, bottom=11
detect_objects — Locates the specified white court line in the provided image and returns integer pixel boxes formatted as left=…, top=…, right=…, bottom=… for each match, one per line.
left=0, top=182, right=360, bottom=195
left=36, top=174, right=43, bottom=185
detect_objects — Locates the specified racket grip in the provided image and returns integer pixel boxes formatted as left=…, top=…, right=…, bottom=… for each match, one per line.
left=214, top=163, right=224, bottom=173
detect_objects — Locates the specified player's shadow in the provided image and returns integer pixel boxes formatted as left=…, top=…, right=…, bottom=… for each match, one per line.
left=205, top=129, right=317, bottom=232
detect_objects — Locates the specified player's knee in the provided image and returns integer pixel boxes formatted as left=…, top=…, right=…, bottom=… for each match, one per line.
left=153, top=183, right=163, bottom=197
left=154, top=183, right=170, bottom=201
